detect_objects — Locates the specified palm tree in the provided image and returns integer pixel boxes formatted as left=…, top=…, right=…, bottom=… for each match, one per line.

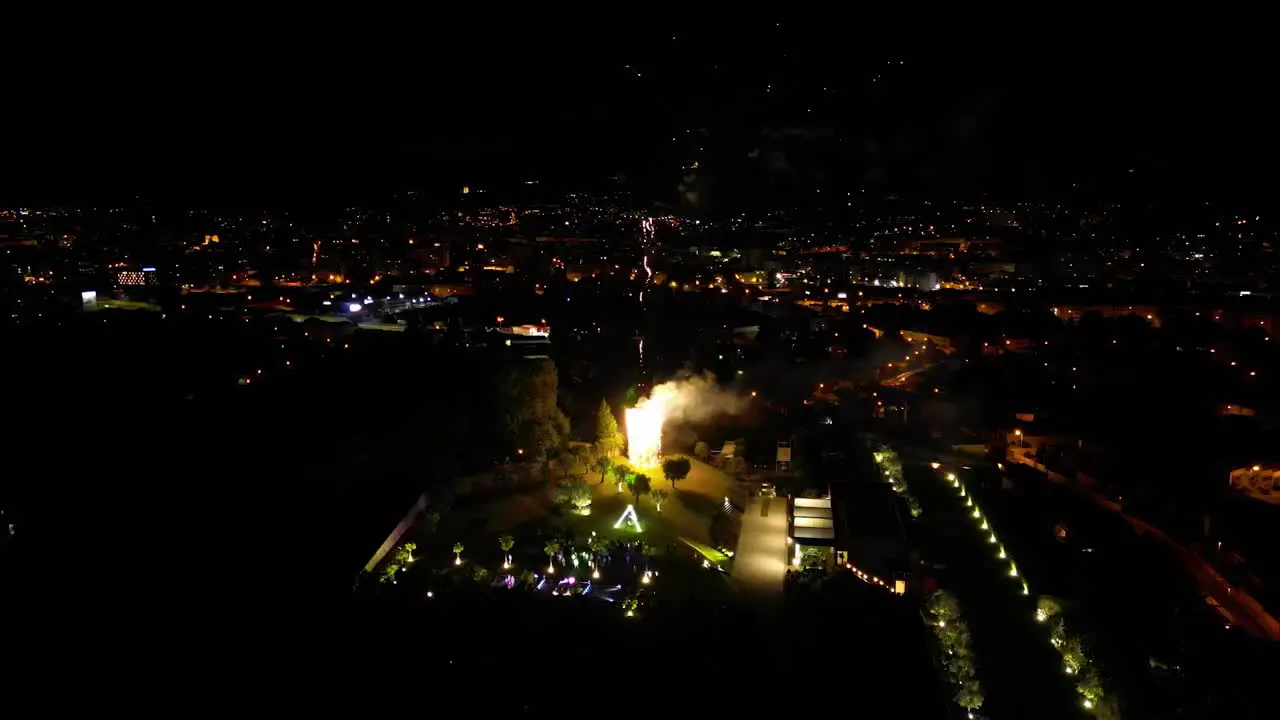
left=392, top=542, right=417, bottom=566
left=544, top=540, right=561, bottom=574
left=587, top=535, right=608, bottom=579
left=638, top=542, right=656, bottom=577
left=453, top=541, right=465, bottom=566
left=499, top=535, right=515, bottom=568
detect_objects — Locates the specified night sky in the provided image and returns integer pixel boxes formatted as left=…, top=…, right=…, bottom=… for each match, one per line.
left=6, top=9, right=1276, bottom=207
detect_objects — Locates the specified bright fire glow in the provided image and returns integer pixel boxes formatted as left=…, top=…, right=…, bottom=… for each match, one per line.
left=624, top=375, right=745, bottom=467
left=625, top=405, right=664, bottom=467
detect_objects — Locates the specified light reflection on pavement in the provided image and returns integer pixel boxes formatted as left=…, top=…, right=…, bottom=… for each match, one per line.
left=731, top=497, right=789, bottom=605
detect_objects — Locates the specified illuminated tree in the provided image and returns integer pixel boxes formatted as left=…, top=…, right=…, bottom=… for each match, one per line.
left=595, top=400, right=624, bottom=457
left=453, top=541, right=465, bottom=565
left=651, top=488, right=670, bottom=512
left=693, top=441, right=709, bottom=461
left=801, top=546, right=831, bottom=570
left=568, top=482, right=593, bottom=515
left=379, top=562, right=400, bottom=583
left=588, top=535, right=608, bottom=572
left=955, top=681, right=984, bottom=713
left=1047, top=618, right=1068, bottom=661
left=610, top=464, right=632, bottom=494
left=472, top=566, right=489, bottom=583
left=926, top=589, right=961, bottom=624
left=1061, top=634, right=1088, bottom=674
left=593, top=456, right=614, bottom=485
left=1037, top=596, right=1064, bottom=620
left=499, top=534, right=515, bottom=567
left=621, top=595, right=639, bottom=617
left=906, top=496, right=922, bottom=518
left=392, top=542, right=417, bottom=567
left=925, top=589, right=983, bottom=715
left=544, top=541, right=561, bottom=573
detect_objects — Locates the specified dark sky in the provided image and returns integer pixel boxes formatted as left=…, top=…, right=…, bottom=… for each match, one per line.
left=5, top=9, right=1276, bottom=207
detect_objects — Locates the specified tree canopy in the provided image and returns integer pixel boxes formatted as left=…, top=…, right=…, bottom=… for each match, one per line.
left=595, top=399, right=624, bottom=456
left=632, top=473, right=652, bottom=502
left=496, top=359, right=569, bottom=460
left=662, top=457, right=692, bottom=486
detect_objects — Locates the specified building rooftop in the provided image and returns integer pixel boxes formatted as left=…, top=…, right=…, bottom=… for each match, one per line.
left=789, top=497, right=836, bottom=543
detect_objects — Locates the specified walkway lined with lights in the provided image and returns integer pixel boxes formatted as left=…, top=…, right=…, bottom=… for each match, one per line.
left=909, top=463, right=1082, bottom=720
left=731, top=497, right=788, bottom=604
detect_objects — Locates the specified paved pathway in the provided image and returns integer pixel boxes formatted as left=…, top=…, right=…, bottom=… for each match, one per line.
left=731, top=497, right=788, bottom=604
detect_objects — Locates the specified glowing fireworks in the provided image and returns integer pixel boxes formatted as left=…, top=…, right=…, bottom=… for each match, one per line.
left=641, top=217, right=656, bottom=244
left=625, top=405, right=664, bottom=467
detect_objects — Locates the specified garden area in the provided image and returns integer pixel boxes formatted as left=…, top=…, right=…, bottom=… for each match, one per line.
left=363, top=444, right=745, bottom=625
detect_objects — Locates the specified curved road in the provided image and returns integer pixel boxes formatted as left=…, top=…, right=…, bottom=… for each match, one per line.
left=1010, top=456, right=1280, bottom=641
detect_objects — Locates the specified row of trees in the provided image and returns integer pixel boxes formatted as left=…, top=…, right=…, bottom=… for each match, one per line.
left=1039, top=598, right=1119, bottom=719
left=379, top=542, right=418, bottom=583
left=871, top=441, right=922, bottom=518
left=925, top=589, right=985, bottom=715
left=553, top=454, right=694, bottom=517
left=586, top=453, right=692, bottom=488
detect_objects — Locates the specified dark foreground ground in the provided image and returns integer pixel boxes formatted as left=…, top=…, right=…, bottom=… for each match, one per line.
left=8, top=544, right=946, bottom=716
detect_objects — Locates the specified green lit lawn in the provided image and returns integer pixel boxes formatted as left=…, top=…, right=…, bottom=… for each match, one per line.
left=679, top=538, right=731, bottom=566
left=561, top=492, right=681, bottom=554
left=453, top=456, right=737, bottom=568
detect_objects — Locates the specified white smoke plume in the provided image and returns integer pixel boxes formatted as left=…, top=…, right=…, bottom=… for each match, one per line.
left=638, top=372, right=747, bottom=424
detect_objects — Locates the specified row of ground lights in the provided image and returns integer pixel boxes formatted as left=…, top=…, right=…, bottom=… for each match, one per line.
left=845, top=562, right=904, bottom=594
left=932, top=464, right=1027, bottom=595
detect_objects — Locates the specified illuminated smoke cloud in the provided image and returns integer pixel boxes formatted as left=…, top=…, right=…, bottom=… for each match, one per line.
left=625, top=373, right=746, bottom=467
left=641, top=372, right=747, bottom=423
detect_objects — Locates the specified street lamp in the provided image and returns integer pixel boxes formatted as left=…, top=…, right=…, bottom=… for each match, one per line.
left=1014, top=429, right=1023, bottom=447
